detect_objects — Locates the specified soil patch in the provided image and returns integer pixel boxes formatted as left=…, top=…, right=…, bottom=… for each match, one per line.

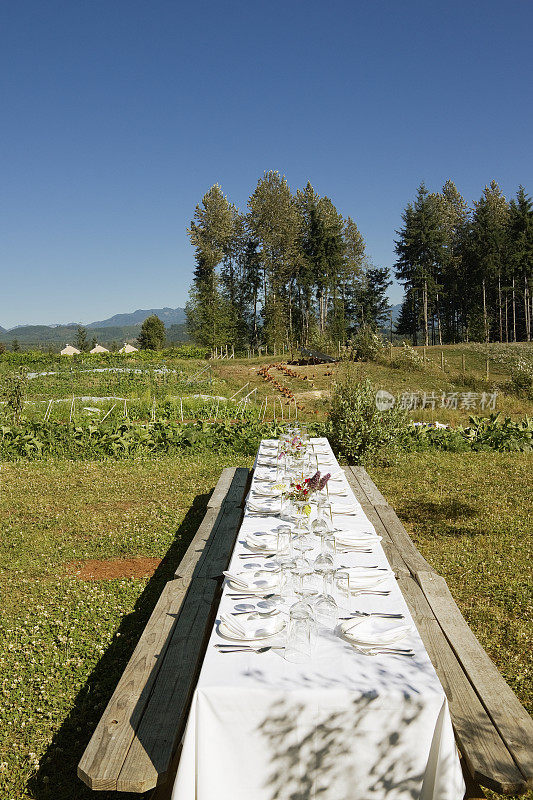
left=68, top=556, right=161, bottom=580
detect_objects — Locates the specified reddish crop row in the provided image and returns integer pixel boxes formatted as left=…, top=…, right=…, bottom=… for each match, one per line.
left=257, top=364, right=304, bottom=410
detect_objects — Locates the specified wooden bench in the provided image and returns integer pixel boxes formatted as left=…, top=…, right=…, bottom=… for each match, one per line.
left=79, top=464, right=532, bottom=798
left=78, top=467, right=251, bottom=795
left=343, top=466, right=533, bottom=798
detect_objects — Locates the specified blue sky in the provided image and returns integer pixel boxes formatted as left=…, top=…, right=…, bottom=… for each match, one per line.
left=1, top=0, right=532, bottom=328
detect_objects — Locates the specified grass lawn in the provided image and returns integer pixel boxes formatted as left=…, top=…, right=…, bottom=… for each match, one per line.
left=370, top=452, right=532, bottom=712
left=0, top=450, right=531, bottom=799
left=0, top=453, right=252, bottom=800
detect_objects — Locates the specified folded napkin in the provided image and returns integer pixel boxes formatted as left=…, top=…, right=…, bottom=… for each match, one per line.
left=340, top=617, right=412, bottom=647
left=245, top=531, right=279, bottom=552
left=334, top=530, right=380, bottom=543
left=251, top=487, right=283, bottom=498
left=223, top=569, right=278, bottom=591
left=247, top=499, right=281, bottom=514
left=219, top=611, right=282, bottom=640
left=337, top=566, right=391, bottom=590
left=330, top=502, right=360, bottom=515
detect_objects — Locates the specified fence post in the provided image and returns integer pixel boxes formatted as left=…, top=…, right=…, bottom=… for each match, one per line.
left=441, top=351, right=444, bottom=370
left=462, top=353, right=465, bottom=378
left=486, top=356, right=490, bottom=381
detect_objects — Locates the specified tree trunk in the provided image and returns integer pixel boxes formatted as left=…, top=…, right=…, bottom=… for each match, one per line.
left=436, top=292, right=442, bottom=346
left=482, top=279, right=489, bottom=343
left=423, top=281, right=429, bottom=347
left=525, top=275, right=531, bottom=342
left=505, top=294, right=508, bottom=343
left=498, top=274, right=503, bottom=343
left=512, top=277, right=517, bottom=342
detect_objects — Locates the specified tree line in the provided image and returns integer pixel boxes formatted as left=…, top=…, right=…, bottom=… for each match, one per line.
left=395, top=180, right=533, bottom=345
left=186, top=171, right=390, bottom=350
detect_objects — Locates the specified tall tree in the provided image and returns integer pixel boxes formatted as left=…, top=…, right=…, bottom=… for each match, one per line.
left=186, top=184, right=235, bottom=348
left=354, top=266, right=391, bottom=329
left=138, top=315, right=166, bottom=350
left=394, top=184, right=446, bottom=345
left=507, top=186, right=533, bottom=342
left=247, top=171, right=301, bottom=348
left=75, top=325, right=88, bottom=352
left=468, top=181, right=509, bottom=342
left=435, top=180, right=470, bottom=342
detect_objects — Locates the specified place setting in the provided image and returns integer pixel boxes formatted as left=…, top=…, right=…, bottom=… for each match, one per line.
left=215, top=429, right=413, bottom=662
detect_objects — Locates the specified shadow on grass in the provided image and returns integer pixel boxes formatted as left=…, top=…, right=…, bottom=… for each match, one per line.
left=26, top=490, right=212, bottom=800
left=399, top=498, right=482, bottom=538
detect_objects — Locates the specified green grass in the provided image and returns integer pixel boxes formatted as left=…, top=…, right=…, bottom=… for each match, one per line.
left=0, top=445, right=531, bottom=798
left=369, top=452, right=532, bottom=712
left=0, top=453, right=252, bottom=800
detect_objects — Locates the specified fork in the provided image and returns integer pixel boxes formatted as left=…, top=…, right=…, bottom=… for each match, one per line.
left=215, top=645, right=283, bottom=653
left=340, top=612, right=404, bottom=620
left=353, top=646, right=414, bottom=657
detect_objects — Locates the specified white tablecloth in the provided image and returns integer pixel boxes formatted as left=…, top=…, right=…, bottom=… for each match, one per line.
left=172, top=439, right=465, bottom=800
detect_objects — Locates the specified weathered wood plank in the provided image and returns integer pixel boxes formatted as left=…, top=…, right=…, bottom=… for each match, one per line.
left=417, top=571, right=533, bottom=790
left=397, top=576, right=526, bottom=795
left=79, top=470, right=250, bottom=792
left=195, top=505, right=243, bottom=579
left=349, top=466, right=389, bottom=506
left=77, top=578, right=190, bottom=791
left=342, top=467, right=411, bottom=578
left=116, top=576, right=220, bottom=793
left=207, top=467, right=237, bottom=508
left=375, top=504, right=436, bottom=577
left=222, top=466, right=251, bottom=507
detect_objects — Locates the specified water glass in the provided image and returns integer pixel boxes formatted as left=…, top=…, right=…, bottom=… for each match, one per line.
left=276, top=525, right=293, bottom=556
left=284, top=601, right=314, bottom=663
left=291, top=557, right=319, bottom=598
left=278, top=556, right=297, bottom=597
left=336, top=569, right=352, bottom=612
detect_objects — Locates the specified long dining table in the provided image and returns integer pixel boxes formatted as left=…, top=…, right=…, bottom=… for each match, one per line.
left=171, top=438, right=465, bottom=800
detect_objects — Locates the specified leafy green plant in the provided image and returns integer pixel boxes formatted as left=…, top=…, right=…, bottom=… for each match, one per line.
left=1, top=368, right=28, bottom=424
left=508, top=358, right=533, bottom=400
left=391, top=342, right=424, bottom=371
left=349, top=325, right=384, bottom=362
left=327, top=373, right=410, bottom=463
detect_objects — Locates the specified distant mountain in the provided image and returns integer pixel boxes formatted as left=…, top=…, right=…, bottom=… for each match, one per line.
left=390, top=303, right=402, bottom=323
left=87, top=307, right=186, bottom=328
left=0, top=307, right=189, bottom=350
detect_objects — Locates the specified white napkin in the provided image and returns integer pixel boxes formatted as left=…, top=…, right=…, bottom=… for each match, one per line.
left=247, top=499, right=281, bottom=514
left=334, top=530, right=380, bottom=543
left=245, top=531, right=279, bottom=552
left=338, top=566, right=391, bottom=590
left=331, top=502, right=360, bottom=515
left=340, top=617, right=412, bottom=646
left=251, top=487, right=282, bottom=498
left=223, top=569, right=278, bottom=591
left=220, top=612, right=282, bottom=639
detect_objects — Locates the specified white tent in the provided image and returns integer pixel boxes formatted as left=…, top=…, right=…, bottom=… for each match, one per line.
left=90, top=344, right=109, bottom=354
left=61, top=344, right=81, bottom=356
left=118, top=343, right=138, bottom=353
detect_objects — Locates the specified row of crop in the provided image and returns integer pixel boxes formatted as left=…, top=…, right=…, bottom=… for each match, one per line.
left=1, top=411, right=531, bottom=462
left=0, top=419, right=323, bottom=460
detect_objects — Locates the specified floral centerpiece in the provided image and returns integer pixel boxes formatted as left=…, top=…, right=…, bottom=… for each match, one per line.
left=278, top=434, right=305, bottom=459
left=286, top=471, right=331, bottom=514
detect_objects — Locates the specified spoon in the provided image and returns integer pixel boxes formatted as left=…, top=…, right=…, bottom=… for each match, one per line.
left=216, top=645, right=283, bottom=654
left=340, top=612, right=404, bottom=619
left=231, top=609, right=280, bottom=616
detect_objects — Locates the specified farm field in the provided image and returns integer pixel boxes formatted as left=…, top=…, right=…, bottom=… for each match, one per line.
left=1, top=341, right=532, bottom=428
left=1, top=345, right=532, bottom=799
left=0, top=450, right=531, bottom=800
